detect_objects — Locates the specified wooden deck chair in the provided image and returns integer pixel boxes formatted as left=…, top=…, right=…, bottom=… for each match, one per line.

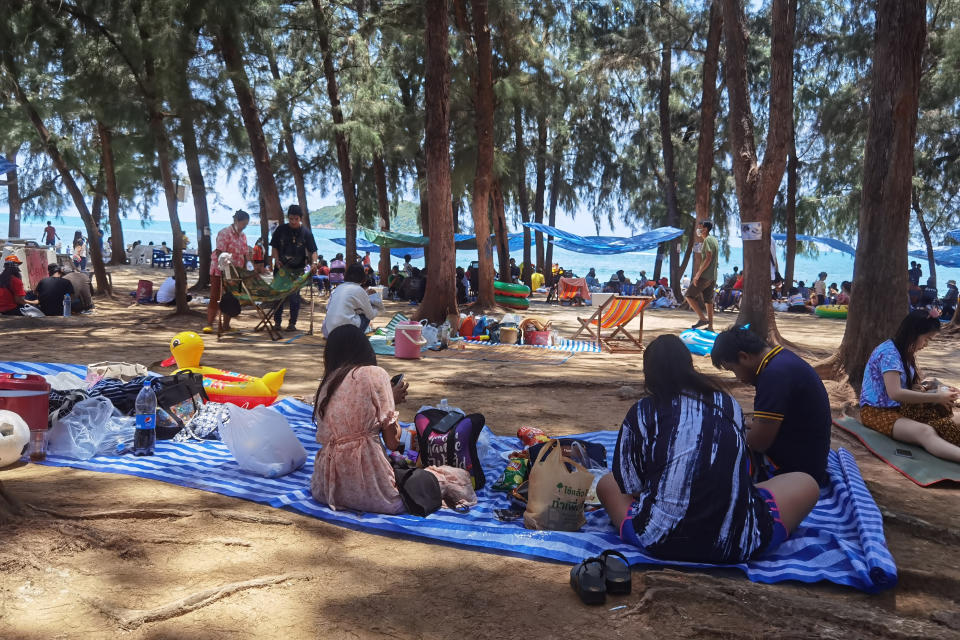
left=573, top=295, right=653, bottom=351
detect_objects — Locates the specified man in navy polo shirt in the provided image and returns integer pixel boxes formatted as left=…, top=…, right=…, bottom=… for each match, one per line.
left=711, top=325, right=832, bottom=486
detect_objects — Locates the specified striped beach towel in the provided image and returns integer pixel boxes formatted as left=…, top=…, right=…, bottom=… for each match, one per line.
left=2, top=361, right=896, bottom=593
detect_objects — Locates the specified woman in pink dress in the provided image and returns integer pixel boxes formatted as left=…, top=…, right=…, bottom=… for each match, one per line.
left=311, top=325, right=410, bottom=513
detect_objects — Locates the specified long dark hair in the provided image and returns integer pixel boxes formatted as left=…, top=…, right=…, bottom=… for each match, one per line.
left=892, top=309, right=941, bottom=385
left=643, top=334, right=723, bottom=407
left=0, top=263, right=21, bottom=290
left=313, top=325, right=378, bottom=420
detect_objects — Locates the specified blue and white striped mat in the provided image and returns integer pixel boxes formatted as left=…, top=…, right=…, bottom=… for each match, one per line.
left=2, top=361, right=896, bottom=592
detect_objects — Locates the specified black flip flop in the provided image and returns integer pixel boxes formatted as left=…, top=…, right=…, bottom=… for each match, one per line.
left=599, top=549, right=632, bottom=595
left=570, top=557, right=606, bottom=605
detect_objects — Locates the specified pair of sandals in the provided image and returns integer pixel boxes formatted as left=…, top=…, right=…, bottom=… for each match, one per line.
left=569, top=549, right=631, bottom=605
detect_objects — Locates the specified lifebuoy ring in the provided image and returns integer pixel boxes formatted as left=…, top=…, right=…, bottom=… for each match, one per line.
left=494, top=281, right=531, bottom=299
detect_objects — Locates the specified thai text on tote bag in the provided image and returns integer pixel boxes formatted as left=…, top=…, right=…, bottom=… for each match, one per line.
left=523, top=439, right=594, bottom=531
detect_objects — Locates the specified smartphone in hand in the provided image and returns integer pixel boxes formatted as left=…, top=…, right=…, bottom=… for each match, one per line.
left=391, top=373, right=405, bottom=387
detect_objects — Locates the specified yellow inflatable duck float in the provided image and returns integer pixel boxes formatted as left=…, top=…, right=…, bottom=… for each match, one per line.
left=160, top=331, right=285, bottom=407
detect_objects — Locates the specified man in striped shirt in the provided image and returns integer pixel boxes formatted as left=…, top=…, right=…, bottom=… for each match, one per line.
left=711, top=326, right=832, bottom=486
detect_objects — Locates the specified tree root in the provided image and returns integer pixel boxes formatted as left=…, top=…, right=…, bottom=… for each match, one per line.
left=0, top=479, right=23, bottom=524
left=204, top=509, right=293, bottom=525
left=879, top=507, right=960, bottom=545
left=28, top=505, right=193, bottom=520
left=91, top=573, right=307, bottom=630
left=618, top=569, right=955, bottom=639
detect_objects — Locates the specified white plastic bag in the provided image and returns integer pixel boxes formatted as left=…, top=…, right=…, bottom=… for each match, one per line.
left=47, top=396, right=134, bottom=460
left=220, top=405, right=307, bottom=478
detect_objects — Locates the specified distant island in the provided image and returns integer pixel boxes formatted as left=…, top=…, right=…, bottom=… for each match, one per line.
left=310, top=201, right=422, bottom=234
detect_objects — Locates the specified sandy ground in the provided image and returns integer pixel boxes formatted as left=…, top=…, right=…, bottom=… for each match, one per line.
left=1, top=265, right=959, bottom=639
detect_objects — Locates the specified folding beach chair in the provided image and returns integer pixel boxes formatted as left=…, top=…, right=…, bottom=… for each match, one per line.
left=220, top=266, right=314, bottom=341
left=573, top=295, right=653, bottom=352
left=373, top=312, right=410, bottom=337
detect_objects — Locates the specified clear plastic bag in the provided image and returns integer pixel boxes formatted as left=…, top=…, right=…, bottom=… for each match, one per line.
left=220, top=405, right=307, bottom=478
left=47, top=396, right=134, bottom=460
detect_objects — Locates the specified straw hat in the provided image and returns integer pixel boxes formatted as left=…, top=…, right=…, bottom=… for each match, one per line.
left=948, top=280, right=957, bottom=287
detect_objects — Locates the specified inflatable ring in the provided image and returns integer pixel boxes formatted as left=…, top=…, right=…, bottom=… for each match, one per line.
left=495, top=294, right=530, bottom=310
left=814, top=304, right=848, bottom=319
left=494, top=281, right=531, bottom=299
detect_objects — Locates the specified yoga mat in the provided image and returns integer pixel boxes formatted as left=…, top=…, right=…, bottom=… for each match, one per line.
left=834, top=415, right=960, bottom=487
left=3, top=361, right=897, bottom=593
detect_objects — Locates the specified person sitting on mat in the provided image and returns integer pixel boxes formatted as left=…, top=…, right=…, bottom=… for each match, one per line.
left=597, top=334, right=819, bottom=564
left=321, top=263, right=382, bottom=337
left=859, top=309, right=960, bottom=463
left=311, top=325, right=411, bottom=514
left=710, top=326, right=832, bottom=486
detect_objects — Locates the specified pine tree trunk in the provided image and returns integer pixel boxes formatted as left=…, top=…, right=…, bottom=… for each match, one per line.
left=513, top=104, right=532, bottom=287
left=784, top=122, right=798, bottom=287
left=913, top=191, right=936, bottom=288
left=722, top=0, right=796, bottom=340
left=3, top=55, right=110, bottom=295
left=5, top=149, right=21, bottom=238
left=216, top=24, right=283, bottom=226
left=141, top=25, right=188, bottom=314
left=467, top=0, right=496, bottom=307
left=491, top=179, right=511, bottom=283
left=533, top=114, right=547, bottom=273
left=545, top=151, right=562, bottom=286
left=416, top=0, right=458, bottom=324
left=97, top=123, right=125, bottom=266
left=373, top=152, right=391, bottom=283
left=313, top=0, right=358, bottom=265
left=837, top=0, right=925, bottom=389
left=267, top=51, right=311, bottom=231
left=416, top=155, right=430, bottom=267
left=659, top=29, right=681, bottom=292
left=690, top=0, right=722, bottom=299
left=177, top=105, right=212, bottom=289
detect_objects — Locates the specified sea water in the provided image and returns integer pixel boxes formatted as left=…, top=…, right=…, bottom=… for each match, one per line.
left=4, top=213, right=957, bottom=287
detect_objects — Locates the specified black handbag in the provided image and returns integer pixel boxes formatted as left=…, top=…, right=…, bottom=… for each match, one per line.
left=393, top=466, right=442, bottom=517
left=152, top=372, right=209, bottom=439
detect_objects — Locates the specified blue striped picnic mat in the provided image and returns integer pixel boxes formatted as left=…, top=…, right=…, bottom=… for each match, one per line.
left=2, top=361, right=896, bottom=592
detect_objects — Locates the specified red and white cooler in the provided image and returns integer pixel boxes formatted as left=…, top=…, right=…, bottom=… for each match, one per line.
left=0, top=373, right=51, bottom=459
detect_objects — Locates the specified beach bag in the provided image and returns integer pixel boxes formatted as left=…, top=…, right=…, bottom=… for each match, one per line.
left=414, top=409, right=486, bottom=490
left=136, top=279, right=153, bottom=303
left=220, top=405, right=307, bottom=478
left=393, top=465, right=442, bottom=517
left=152, top=372, right=208, bottom=439
left=523, top=440, right=594, bottom=532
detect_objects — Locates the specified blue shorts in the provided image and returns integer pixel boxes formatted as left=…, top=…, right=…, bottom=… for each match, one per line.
left=619, top=488, right=788, bottom=556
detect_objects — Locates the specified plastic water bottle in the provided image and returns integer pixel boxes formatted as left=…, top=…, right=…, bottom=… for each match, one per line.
left=438, top=398, right=449, bottom=411
left=63, top=293, right=71, bottom=317
left=133, top=381, right=157, bottom=456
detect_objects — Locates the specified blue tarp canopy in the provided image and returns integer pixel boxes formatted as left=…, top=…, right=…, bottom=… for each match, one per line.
left=771, top=233, right=857, bottom=256
left=909, top=246, right=960, bottom=268
left=0, top=158, right=16, bottom=174
left=330, top=237, right=424, bottom=260
left=522, top=222, right=684, bottom=255
left=352, top=228, right=532, bottom=254
left=946, top=229, right=960, bottom=242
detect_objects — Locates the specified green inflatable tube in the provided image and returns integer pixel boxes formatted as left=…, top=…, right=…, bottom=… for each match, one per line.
left=494, top=281, right=531, bottom=298
left=495, top=294, right=530, bottom=310
left=814, top=304, right=848, bottom=319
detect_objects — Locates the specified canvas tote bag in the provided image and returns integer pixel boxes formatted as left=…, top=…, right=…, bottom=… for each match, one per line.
left=523, top=440, right=594, bottom=531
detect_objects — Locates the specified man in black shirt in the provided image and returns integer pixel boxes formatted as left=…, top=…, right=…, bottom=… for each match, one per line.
left=711, top=325, right=832, bottom=486
left=30, top=264, right=74, bottom=316
left=269, top=205, right=318, bottom=331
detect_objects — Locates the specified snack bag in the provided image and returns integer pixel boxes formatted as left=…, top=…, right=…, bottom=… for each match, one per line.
left=517, top=426, right=550, bottom=447
left=492, top=451, right=530, bottom=491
